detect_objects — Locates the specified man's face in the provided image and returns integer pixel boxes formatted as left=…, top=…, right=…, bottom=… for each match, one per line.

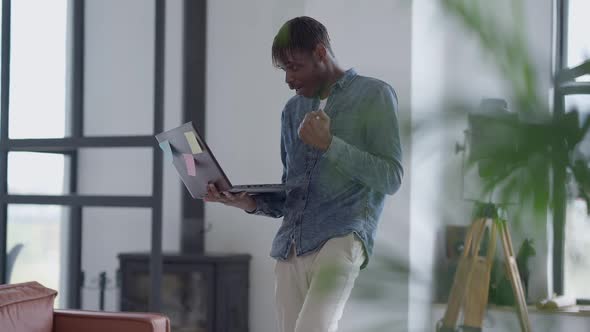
left=279, top=49, right=325, bottom=98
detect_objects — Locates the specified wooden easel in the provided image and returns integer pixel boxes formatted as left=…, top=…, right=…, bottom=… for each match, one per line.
left=436, top=203, right=532, bottom=332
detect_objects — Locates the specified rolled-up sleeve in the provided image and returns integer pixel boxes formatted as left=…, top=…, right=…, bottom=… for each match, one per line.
left=323, top=85, right=403, bottom=195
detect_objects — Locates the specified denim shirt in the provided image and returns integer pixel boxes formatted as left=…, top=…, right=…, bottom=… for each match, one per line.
left=249, top=68, right=403, bottom=269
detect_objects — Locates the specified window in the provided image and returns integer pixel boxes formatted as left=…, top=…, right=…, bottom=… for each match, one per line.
left=1, top=0, right=71, bottom=307
left=555, top=0, right=590, bottom=302
left=1, top=0, right=167, bottom=311
left=7, top=204, right=70, bottom=307
left=8, top=0, right=69, bottom=139
left=6, top=152, right=70, bottom=307
left=565, top=0, right=590, bottom=82
left=564, top=200, right=590, bottom=299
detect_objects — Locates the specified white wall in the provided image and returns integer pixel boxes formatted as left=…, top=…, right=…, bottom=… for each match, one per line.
left=205, top=1, right=412, bottom=331
left=409, top=1, right=448, bottom=330
left=79, top=0, right=183, bottom=311
left=204, top=2, right=295, bottom=331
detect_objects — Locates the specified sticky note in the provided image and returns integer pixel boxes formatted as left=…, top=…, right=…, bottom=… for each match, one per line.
left=184, top=131, right=203, bottom=154
left=158, top=141, right=173, bottom=162
left=183, top=154, right=196, bottom=176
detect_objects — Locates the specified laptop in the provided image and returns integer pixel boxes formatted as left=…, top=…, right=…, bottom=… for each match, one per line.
left=155, top=121, right=285, bottom=199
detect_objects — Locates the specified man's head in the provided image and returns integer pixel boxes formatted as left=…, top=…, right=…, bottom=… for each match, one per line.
left=272, top=16, right=337, bottom=98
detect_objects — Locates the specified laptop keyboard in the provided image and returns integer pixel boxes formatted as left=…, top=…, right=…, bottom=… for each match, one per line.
left=235, top=184, right=283, bottom=188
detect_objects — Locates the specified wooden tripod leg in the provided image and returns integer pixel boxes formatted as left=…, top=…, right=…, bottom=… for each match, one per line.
left=438, top=219, right=487, bottom=331
left=462, top=220, right=497, bottom=330
left=499, top=222, right=533, bottom=332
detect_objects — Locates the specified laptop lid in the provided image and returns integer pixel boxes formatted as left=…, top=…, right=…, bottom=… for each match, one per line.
left=155, top=122, right=233, bottom=199
left=155, top=122, right=285, bottom=198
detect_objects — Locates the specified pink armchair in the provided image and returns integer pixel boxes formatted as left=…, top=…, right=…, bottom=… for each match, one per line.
left=0, top=281, right=170, bottom=332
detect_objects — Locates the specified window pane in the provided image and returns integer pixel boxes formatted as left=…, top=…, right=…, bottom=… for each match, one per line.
left=7, top=204, right=70, bottom=308
left=566, top=96, right=590, bottom=158
left=77, top=148, right=152, bottom=196
left=8, top=0, right=69, bottom=138
left=7, top=152, right=68, bottom=195
left=567, top=0, right=590, bottom=82
left=564, top=199, right=590, bottom=299
left=81, top=207, right=151, bottom=311
left=565, top=95, right=590, bottom=114
left=83, top=0, right=154, bottom=136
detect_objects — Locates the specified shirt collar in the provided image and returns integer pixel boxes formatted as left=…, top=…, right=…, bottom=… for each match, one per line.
left=332, top=68, right=357, bottom=91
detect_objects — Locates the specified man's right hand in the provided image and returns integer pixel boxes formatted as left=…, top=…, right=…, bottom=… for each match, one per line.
left=203, top=183, right=257, bottom=212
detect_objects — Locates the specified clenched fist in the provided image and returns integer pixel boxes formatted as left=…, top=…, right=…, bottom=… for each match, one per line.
left=298, top=109, right=333, bottom=151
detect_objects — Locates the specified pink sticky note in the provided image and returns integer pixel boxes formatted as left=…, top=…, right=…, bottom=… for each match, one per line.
left=183, top=154, right=196, bottom=176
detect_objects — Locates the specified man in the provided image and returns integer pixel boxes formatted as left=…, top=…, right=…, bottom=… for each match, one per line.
left=204, top=16, right=403, bottom=332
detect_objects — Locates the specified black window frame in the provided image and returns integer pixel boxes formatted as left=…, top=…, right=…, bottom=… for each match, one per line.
left=0, top=0, right=166, bottom=311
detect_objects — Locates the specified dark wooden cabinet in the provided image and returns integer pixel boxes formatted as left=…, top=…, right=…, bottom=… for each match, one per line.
left=118, top=253, right=250, bottom=332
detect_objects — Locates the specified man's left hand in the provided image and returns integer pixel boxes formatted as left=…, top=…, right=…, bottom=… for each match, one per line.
left=298, top=109, right=333, bottom=151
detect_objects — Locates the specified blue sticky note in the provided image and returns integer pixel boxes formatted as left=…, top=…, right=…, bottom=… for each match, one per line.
left=159, top=141, right=173, bottom=162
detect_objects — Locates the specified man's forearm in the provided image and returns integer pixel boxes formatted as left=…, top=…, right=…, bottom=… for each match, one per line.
left=323, top=135, right=403, bottom=195
left=245, top=192, right=286, bottom=218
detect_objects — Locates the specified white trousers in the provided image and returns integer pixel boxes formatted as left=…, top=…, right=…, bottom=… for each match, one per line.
left=274, top=234, right=365, bottom=332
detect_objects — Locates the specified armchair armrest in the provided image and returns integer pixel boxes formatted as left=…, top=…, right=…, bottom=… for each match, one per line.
left=53, top=309, right=170, bottom=332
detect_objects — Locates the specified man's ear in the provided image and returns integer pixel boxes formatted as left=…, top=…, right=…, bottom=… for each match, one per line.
left=314, top=44, right=327, bottom=62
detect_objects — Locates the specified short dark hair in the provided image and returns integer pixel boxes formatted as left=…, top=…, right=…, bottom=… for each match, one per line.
left=272, top=16, right=333, bottom=67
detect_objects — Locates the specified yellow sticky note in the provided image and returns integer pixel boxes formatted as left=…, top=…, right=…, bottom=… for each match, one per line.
left=184, top=131, right=203, bottom=154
